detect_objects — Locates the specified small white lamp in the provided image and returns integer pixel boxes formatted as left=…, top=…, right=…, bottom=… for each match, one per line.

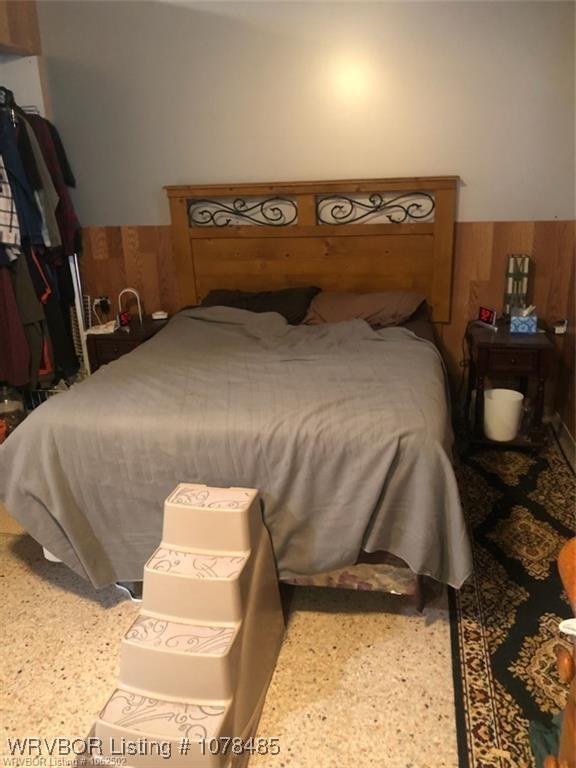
left=117, top=288, right=143, bottom=326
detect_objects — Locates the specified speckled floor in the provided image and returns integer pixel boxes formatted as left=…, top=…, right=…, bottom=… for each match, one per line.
left=0, top=533, right=458, bottom=767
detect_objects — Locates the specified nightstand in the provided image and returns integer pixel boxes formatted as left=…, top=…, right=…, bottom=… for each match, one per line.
left=87, top=316, right=169, bottom=373
left=466, top=322, right=554, bottom=447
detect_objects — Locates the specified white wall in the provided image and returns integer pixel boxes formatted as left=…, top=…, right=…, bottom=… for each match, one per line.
left=36, top=0, right=575, bottom=225
left=0, top=55, right=46, bottom=115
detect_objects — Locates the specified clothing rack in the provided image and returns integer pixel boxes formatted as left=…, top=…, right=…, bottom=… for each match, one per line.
left=69, top=252, right=91, bottom=375
left=0, top=84, right=86, bottom=397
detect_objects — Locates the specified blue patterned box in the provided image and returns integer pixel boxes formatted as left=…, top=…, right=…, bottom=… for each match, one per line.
left=510, top=312, right=538, bottom=333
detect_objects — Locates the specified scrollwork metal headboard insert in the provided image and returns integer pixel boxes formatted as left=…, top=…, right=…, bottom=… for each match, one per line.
left=316, top=191, right=435, bottom=226
left=188, top=196, right=298, bottom=227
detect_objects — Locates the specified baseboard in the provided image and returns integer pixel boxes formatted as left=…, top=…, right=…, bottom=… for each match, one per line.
left=551, top=413, right=576, bottom=471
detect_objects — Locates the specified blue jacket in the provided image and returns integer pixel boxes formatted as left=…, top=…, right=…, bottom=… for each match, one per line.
left=0, top=111, right=43, bottom=246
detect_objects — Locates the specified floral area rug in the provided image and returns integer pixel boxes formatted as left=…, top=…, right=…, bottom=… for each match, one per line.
left=449, top=433, right=575, bottom=768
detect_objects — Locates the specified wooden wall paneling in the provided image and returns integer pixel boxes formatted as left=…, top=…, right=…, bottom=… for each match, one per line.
left=122, top=226, right=162, bottom=315
left=154, top=226, right=180, bottom=314
left=531, top=221, right=566, bottom=418
left=532, top=221, right=573, bottom=323
left=81, top=227, right=126, bottom=317
left=436, top=222, right=495, bottom=383
left=120, top=227, right=144, bottom=307
left=80, top=225, right=178, bottom=318
left=557, top=253, right=575, bottom=436
left=440, top=221, right=539, bottom=382
left=438, top=220, right=575, bottom=433
left=133, top=226, right=180, bottom=315
left=480, top=222, right=534, bottom=310
left=550, top=221, right=575, bottom=436
left=531, top=222, right=556, bottom=313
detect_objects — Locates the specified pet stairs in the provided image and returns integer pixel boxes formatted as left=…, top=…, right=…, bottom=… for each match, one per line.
left=89, top=484, right=285, bottom=768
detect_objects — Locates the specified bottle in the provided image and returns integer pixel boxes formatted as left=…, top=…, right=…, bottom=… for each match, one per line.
left=0, top=385, right=25, bottom=442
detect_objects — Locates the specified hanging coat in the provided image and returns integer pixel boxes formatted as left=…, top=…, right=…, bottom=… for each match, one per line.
left=0, top=111, right=44, bottom=247
left=9, top=254, right=53, bottom=387
left=0, top=155, right=21, bottom=258
left=0, top=266, right=30, bottom=386
left=21, top=119, right=62, bottom=249
left=25, top=114, right=79, bottom=259
left=24, top=245, right=79, bottom=380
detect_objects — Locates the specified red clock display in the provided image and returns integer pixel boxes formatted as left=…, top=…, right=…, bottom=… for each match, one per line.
left=117, top=310, right=131, bottom=327
left=478, top=307, right=496, bottom=325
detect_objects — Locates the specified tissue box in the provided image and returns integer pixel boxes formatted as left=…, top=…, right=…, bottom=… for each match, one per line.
left=510, top=311, right=538, bottom=334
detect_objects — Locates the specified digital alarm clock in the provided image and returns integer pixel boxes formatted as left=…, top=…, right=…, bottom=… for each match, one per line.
left=478, top=306, right=497, bottom=327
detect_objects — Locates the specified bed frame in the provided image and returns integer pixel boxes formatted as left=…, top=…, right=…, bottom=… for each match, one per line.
left=165, top=176, right=459, bottom=323
left=165, top=176, right=460, bottom=607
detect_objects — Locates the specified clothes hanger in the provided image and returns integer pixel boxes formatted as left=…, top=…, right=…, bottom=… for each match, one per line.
left=0, top=86, right=15, bottom=107
left=0, top=87, right=39, bottom=124
left=0, top=86, right=17, bottom=126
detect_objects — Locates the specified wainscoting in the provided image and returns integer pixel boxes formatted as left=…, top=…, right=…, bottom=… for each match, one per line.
left=437, top=221, right=575, bottom=437
left=80, top=220, right=575, bottom=437
left=81, top=226, right=181, bottom=318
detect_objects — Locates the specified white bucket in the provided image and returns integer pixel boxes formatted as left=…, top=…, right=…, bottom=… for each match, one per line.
left=483, top=388, right=524, bottom=442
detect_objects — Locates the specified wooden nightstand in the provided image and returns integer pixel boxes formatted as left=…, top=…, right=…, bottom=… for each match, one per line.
left=466, top=322, right=554, bottom=447
left=87, top=316, right=169, bottom=373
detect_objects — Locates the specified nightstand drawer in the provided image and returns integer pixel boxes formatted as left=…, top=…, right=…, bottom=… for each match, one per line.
left=489, top=349, right=538, bottom=373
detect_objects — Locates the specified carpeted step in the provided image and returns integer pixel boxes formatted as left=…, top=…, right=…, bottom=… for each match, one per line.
left=143, top=546, right=249, bottom=623
left=94, top=687, right=230, bottom=767
left=162, top=484, right=260, bottom=552
left=119, top=614, right=240, bottom=700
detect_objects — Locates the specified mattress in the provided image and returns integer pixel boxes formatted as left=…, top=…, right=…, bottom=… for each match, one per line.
left=401, top=302, right=437, bottom=344
left=0, top=307, right=471, bottom=589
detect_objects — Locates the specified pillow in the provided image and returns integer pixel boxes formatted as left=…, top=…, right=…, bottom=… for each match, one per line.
left=303, top=291, right=425, bottom=327
left=201, top=286, right=321, bottom=325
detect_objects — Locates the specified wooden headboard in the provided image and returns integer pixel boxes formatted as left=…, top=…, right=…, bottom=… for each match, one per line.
left=165, top=176, right=459, bottom=322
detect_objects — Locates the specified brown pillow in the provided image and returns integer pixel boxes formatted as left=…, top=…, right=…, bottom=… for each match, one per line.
left=303, top=291, right=425, bottom=328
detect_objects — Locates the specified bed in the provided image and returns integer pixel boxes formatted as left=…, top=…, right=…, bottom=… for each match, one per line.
left=0, top=176, right=472, bottom=594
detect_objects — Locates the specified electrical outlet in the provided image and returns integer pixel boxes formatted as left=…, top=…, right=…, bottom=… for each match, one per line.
left=97, top=296, right=110, bottom=314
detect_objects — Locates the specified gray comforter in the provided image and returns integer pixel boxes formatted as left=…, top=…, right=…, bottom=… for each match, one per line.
left=0, top=308, right=471, bottom=588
